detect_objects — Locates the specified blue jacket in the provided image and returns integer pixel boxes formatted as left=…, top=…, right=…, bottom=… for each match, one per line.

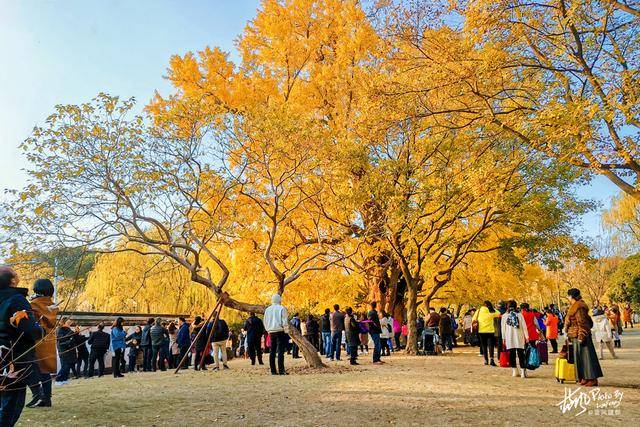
left=110, top=327, right=127, bottom=351
left=176, top=323, right=190, bottom=348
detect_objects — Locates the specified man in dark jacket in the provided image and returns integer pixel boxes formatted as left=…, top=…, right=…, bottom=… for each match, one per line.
left=305, top=314, right=319, bottom=351
left=289, top=313, right=302, bottom=359
left=176, top=317, right=191, bottom=369
left=320, top=308, right=331, bottom=356
left=87, top=323, right=110, bottom=377
left=438, top=308, right=454, bottom=352
left=74, top=329, right=89, bottom=378
left=140, top=317, right=154, bottom=372
left=243, top=312, right=265, bottom=365
left=344, top=307, right=360, bottom=365
left=192, top=317, right=207, bottom=370
left=0, top=266, right=45, bottom=427
left=150, top=318, right=169, bottom=371
left=209, top=318, right=230, bottom=371
left=367, top=302, right=383, bottom=364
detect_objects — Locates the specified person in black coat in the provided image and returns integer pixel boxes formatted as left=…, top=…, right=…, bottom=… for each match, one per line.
left=125, top=325, right=142, bottom=372
left=244, top=312, right=265, bottom=365
left=192, top=316, right=208, bottom=370
left=74, top=327, right=89, bottom=378
left=0, top=267, right=45, bottom=427
left=208, top=318, right=230, bottom=370
left=87, top=323, right=110, bottom=377
left=150, top=318, right=169, bottom=371
left=305, top=315, right=320, bottom=351
left=140, top=317, right=154, bottom=372
left=55, top=317, right=77, bottom=384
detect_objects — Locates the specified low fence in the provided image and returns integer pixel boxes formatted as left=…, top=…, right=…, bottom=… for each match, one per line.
left=56, top=311, right=190, bottom=371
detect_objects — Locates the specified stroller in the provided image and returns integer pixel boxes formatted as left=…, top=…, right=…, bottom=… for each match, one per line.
left=419, top=327, right=440, bottom=356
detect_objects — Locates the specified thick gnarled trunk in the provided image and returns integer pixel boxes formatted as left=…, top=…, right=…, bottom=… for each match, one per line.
left=404, top=279, right=418, bottom=355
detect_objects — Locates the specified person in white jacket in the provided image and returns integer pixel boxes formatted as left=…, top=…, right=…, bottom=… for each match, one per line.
left=264, top=294, right=289, bottom=375
left=591, top=309, right=617, bottom=360
left=501, top=300, right=529, bottom=378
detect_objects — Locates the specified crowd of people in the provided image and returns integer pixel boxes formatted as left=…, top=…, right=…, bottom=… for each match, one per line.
left=0, top=265, right=636, bottom=427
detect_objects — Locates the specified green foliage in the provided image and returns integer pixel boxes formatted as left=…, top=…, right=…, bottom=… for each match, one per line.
left=609, top=254, right=640, bottom=305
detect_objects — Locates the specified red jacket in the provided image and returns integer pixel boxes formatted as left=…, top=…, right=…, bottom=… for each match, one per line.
left=522, top=310, right=539, bottom=341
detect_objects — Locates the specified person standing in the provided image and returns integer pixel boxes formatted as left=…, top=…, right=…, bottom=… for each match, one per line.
left=244, top=312, right=265, bottom=366
left=392, top=317, right=402, bottom=350
left=264, top=294, right=289, bottom=375
left=379, top=312, right=392, bottom=356
left=344, top=307, right=360, bottom=365
left=140, top=317, right=154, bottom=372
left=305, top=314, right=320, bottom=351
left=191, top=316, right=208, bottom=371
left=367, top=302, right=384, bottom=365
left=168, top=322, right=179, bottom=369
left=289, top=313, right=302, bottom=359
left=125, top=325, right=142, bottom=372
left=473, top=301, right=500, bottom=366
left=0, top=267, right=45, bottom=426
left=462, top=310, right=473, bottom=345
left=329, top=304, right=345, bottom=361
left=565, top=288, right=603, bottom=387
left=26, top=278, right=58, bottom=408
left=55, top=317, right=77, bottom=385
left=176, top=317, right=191, bottom=369
left=501, top=300, right=529, bottom=378
left=592, top=308, right=617, bottom=359
left=623, top=303, right=634, bottom=329
left=438, top=308, right=454, bottom=352
left=110, top=317, right=127, bottom=378
left=150, top=317, right=168, bottom=371
left=87, top=323, right=110, bottom=377
left=74, top=327, right=89, bottom=378
left=520, top=303, right=540, bottom=346
left=320, top=308, right=331, bottom=357
left=544, top=308, right=559, bottom=353
left=209, top=317, right=230, bottom=371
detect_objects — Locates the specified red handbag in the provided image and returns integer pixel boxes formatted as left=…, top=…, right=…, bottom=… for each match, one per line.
left=499, top=346, right=510, bottom=368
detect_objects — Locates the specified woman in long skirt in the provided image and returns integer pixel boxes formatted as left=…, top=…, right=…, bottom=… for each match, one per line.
left=565, top=288, right=603, bottom=387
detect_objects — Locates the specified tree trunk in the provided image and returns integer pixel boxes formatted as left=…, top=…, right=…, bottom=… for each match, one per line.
left=288, top=326, right=325, bottom=368
left=405, top=279, right=418, bottom=355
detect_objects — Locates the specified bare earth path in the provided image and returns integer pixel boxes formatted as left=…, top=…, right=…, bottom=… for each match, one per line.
left=19, top=329, right=640, bottom=426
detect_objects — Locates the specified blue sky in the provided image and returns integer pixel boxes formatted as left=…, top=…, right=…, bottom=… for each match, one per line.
left=0, top=0, right=618, bottom=240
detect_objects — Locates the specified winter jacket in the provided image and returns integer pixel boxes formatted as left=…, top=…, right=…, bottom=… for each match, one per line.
left=150, top=324, right=169, bottom=347
left=544, top=314, right=559, bottom=339
left=565, top=299, right=592, bottom=343
left=344, top=314, right=360, bottom=346
left=306, top=317, right=319, bottom=336
left=472, top=307, right=499, bottom=334
left=367, top=309, right=382, bottom=334
left=264, top=295, right=289, bottom=333
left=592, top=314, right=613, bottom=343
left=88, top=330, right=110, bottom=353
left=320, top=313, right=331, bottom=332
left=0, top=286, right=44, bottom=373
left=30, top=295, right=58, bottom=373
left=176, top=323, right=191, bottom=347
left=244, top=315, right=265, bottom=341
left=380, top=316, right=392, bottom=339
left=521, top=310, right=540, bottom=341
left=330, top=311, right=345, bottom=332
left=111, top=327, right=127, bottom=351
left=57, top=326, right=77, bottom=364
left=75, top=333, right=89, bottom=356
left=439, top=314, right=453, bottom=335
left=141, top=324, right=152, bottom=346
left=501, top=311, right=529, bottom=350
left=209, top=319, right=229, bottom=343
left=192, top=323, right=207, bottom=351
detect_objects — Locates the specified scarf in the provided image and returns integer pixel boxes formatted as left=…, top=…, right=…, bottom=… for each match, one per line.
left=506, top=310, right=520, bottom=329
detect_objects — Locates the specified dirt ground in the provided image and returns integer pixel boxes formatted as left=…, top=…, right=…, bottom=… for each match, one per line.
left=18, top=329, right=640, bottom=426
